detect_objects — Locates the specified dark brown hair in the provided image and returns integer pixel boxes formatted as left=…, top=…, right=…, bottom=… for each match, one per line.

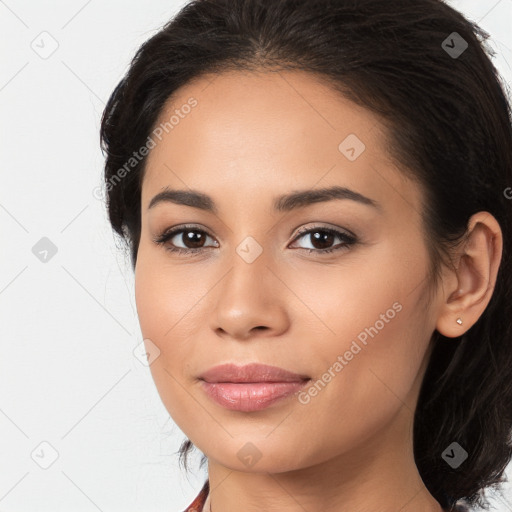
left=99, top=1, right=512, bottom=509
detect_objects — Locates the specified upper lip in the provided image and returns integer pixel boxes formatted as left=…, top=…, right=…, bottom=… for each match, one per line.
left=199, top=363, right=310, bottom=383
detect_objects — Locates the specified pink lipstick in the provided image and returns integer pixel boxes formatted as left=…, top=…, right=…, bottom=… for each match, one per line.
left=199, top=363, right=310, bottom=412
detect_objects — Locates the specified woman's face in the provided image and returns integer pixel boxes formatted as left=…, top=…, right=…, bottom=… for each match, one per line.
left=135, top=70, right=442, bottom=473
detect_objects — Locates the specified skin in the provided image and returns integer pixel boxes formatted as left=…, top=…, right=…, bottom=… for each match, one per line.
left=134, top=69, right=503, bottom=512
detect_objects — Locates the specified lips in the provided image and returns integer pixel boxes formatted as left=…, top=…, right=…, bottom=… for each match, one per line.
left=198, top=363, right=310, bottom=383
left=198, top=363, right=311, bottom=412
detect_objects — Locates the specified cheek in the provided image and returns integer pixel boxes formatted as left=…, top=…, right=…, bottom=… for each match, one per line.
left=134, top=247, right=210, bottom=350
left=282, top=242, right=431, bottom=408
left=133, top=246, right=225, bottom=410
left=287, top=264, right=427, bottom=397
left=134, top=252, right=190, bottom=376
left=134, top=256, right=202, bottom=426
left=277, top=266, right=430, bottom=465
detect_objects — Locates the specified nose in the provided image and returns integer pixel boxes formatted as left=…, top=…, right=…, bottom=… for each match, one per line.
left=211, top=247, right=289, bottom=341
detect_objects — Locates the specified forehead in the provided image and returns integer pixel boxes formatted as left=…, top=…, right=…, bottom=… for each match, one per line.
left=141, top=69, right=420, bottom=215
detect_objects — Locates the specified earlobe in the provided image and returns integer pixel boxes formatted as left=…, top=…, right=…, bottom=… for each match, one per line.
left=435, top=212, right=503, bottom=339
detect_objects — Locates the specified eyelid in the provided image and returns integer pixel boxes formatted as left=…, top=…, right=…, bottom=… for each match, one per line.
left=154, top=223, right=218, bottom=245
left=155, top=223, right=355, bottom=243
left=156, top=223, right=210, bottom=236
left=292, top=222, right=357, bottom=240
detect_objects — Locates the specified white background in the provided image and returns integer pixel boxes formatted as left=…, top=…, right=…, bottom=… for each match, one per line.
left=1, top=1, right=511, bottom=510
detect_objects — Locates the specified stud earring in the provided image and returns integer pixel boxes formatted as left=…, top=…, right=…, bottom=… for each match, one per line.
left=456, top=318, right=463, bottom=325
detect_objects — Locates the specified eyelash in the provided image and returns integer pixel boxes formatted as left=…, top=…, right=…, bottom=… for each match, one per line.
left=152, top=224, right=358, bottom=257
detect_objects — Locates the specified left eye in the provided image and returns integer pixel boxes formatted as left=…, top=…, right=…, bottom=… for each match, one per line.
left=289, top=226, right=357, bottom=254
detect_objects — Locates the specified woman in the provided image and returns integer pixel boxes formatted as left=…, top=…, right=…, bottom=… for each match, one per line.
left=99, top=0, right=512, bottom=510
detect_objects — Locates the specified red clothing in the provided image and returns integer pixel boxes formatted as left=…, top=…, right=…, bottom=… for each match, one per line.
left=183, top=480, right=209, bottom=512
left=181, top=480, right=471, bottom=512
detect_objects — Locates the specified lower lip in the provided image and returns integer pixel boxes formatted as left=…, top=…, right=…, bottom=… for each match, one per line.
left=200, top=380, right=309, bottom=412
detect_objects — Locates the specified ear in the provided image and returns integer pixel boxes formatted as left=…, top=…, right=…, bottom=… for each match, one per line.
left=436, top=211, right=503, bottom=338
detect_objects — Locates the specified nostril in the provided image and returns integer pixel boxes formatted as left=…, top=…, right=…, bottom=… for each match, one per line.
left=253, top=326, right=269, bottom=332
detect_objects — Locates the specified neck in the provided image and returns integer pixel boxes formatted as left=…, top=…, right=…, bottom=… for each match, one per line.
left=203, top=465, right=443, bottom=512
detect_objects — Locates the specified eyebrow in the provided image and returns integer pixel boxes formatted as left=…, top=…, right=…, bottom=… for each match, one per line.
left=148, top=185, right=382, bottom=214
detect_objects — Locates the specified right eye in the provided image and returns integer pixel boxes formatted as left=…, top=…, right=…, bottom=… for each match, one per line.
left=153, top=225, right=219, bottom=255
